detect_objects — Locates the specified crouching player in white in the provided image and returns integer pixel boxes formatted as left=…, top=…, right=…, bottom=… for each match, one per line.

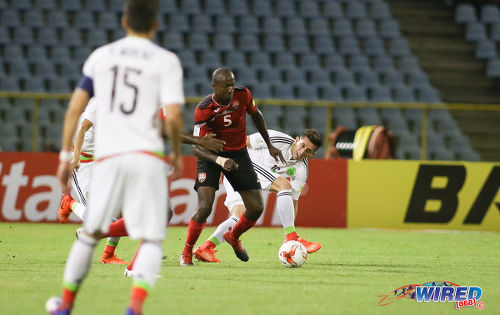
left=193, top=129, right=322, bottom=263
left=57, top=97, right=128, bottom=265
left=50, top=1, right=184, bottom=315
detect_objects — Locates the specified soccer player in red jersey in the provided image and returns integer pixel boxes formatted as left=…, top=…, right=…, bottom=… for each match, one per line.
left=179, top=67, right=285, bottom=265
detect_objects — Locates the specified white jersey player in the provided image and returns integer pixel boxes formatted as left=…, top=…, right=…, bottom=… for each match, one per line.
left=51, top=1, right=184, bottom=314
left=193, top=129, right=323, bottom=263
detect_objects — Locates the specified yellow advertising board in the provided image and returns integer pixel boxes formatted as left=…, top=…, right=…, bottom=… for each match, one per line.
left=347, top=160, right=500, bottom=232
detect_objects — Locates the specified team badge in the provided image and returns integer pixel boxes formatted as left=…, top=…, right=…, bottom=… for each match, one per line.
left=286, top=167, right=296, bottom=176
left=198, top=172, right=207, bottom=183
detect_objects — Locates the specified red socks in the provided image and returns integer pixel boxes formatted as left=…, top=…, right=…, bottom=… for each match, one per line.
left=286, top=231, right=299, bottom=241
left=60, top=287, right=77, bottom=310
left=232, top=214, right=256, bottom=239
left=104, top=218, right=128, bottom=238
left=183, top=219, right=206, bottom=253
left=129, top=287, right=148, bottom=314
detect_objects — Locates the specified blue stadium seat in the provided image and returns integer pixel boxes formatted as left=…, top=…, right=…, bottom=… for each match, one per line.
left=0, top=77, right=21, bottom=91
left=98, top=12, right=118, bottom=31
left=356, top=19, right=377, bottom=38
left=188, top=67, right=210, bottom=85
left=225, top=51, right=246, bottom=69
left=61, top=28, right=83, bottom=46
left=228, top=0, right=249, bottom=16
left=345, top=85, right=368, bottom=102
left=238, top=16, right=259, bottom=34
left=183, top=81, right=197, bottom=97
left=27, top=45, right=48, bottom=63
left=159, top=0, right=177, bottom=14
left=261, top=68, right=282, bottom=83
left=204, top=0, right=225, bottom=16
left=416, top=86, right=441, bottom=103
left=213, top=34, right=234, bottom=52
left=1, top=9, right=20, bottom=27
left=381, top=68, right=404, bottom=86
left=168, top=15, right=189, bottom=33
left=87, top=30, right=108, bottom=47
left=251, top=84, right=272, bottom=99
left=260, top=105, right=282, bottom=130
left=388, top=38, right=412, bottom=57
left=296, top=84, right=318, bottom=100
left=486, top=58, right=500, bottom=77
left=215, top=16, right=236, bottom=34
left=300, top=53, right=321, bottom=70
left=379, top=20, right=401, bottom=39
left=309, top=69, right=331, bottom=84
left=235, top=68, right=257, bottom=86
left=74, top=12, right=94, bottom=30
left=334, top=107, right=357, bottom=129
left=398, top=55, right=420, bottom=72
left=109, top=0, right=125, bottom=12
left=252, top=0, right=272, bottom=17
left=85, top=0, right=107, bottom=12
left=357, top=107, right=382, bottom=125
left=74, top=46, right=92, bottom=64
left=61, top=0, right=81, bottom=11
left=284, top=68, right=306, bottom=85
left=262, top=17, right=283, bottom=35
left=465, top=22, right=487, bottom=41
left=455, top=3, right=477, bottom=24
left=200, top=51, right=222, bottom=68
left=406, top=69, right=430, bottom=87
left=490, top=23, right=500, bottom=42
left=50, top=47, right=71, bottom=64
left=322, top=2, right=343, bottom=19
left=288, top=35, right=310, bottom=53
left=346, top=1, right=368, bottom=19
left=8, top=59, right=31, bottom=78
left=357, top=69, right=380, bottom=88
left=275, top=53, right=296, bottom=70
left=3, top=45, right=24, bottom=61
left=0, top=28, right=9, bottom=45
left=34, top=0, right=56, bottom=10
left=312, top=35, right=336, bottom=54
left=275, top=0, right=296, bottom=18
left=34, top=61, right=57, bottom=80
left=339, top=37, right=361, bottom=56
left=373, top=55, right=395, bottom=71
left=179, top=0, right=201, bottom=14
left=60, top=61, right=81, bottom=81
left=24, top=77, right=46, bottom=92
left=188, top=33, right=209, bottom=51
left=249, top=52, right=271, bottom=70
left=393, top=86, right=415, bottom=102
left=370, top=85, right=392, bottom=102
left=455, top=148, right=480, bottom=161
left=333, top=19, right=354, bottom=37
left=319, top=85, right=343, bottom=101
left=13, top=27, right=34, bottom=45
left=285, top=17, right=307, bottom=35
left=370, top=1, right=391, bottom=20
left=475, top=40, right=497, bottom=59
left=309, top=18, right=330, bottom=36
left=25, top=11, right=44, bottom=29
left=349, top=54, right=371, bottom=72
left=192, top=15, right=213, bottom=33
left=334, top=69, right=356, bottom=87
left=47, top=10, right=68, bottom=29
left=263, top=35, right=285, bottom=53
left=480, top=4, right=500, bottom=24
left=163, top=32, right=184, bottom=51
left=239, top=34, right=260, bottom=52
left=324, top=54, right=346, bottom=70
left=363, top=37, right=386, bottom=56
left=298, top=1, right=320, bottom=18
left=273, top=84, right=294, bottom=99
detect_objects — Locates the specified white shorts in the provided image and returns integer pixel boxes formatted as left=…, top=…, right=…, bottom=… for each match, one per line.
left=84, top=153, right=168, bottom=241
left=71, top=161, right=94, bottom=206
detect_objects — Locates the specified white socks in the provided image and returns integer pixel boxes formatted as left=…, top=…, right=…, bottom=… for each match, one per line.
left=208, top=215, right=239, bottom=245
left=276, top=190, right=295, bottom=230
left=71, top=201, right=86, bottom=221
left=63, top=231, right=97, bottom=286
left=132, top=241, right=163, bottom=287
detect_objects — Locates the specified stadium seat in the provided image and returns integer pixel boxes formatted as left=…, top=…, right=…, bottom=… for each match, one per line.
left=252, top=0, right=272, bottom=17
left=8, top=59, right=31, bottom=79
left=373, top=55, right=395, bottom=71
left=480, top=4, right=500, bottom=24
left=249, top=52, right=271, bottom=70
left=61, top=0, right=81, bottom=11
left=309, top=69, right=331, bottom=85
left=363, top=37, right=386, bottom=56
left=24, top=77, right=46, bottom=92
left=312, top=35, right=336, bottom=54
left=0, top=77, right=21, bottom=91
left=388, top=38, right=412, bottom=57
left=188, top=33, right=209, bottom=51
left=213, top=34, right=234, bottom=52
left=228, top=0, right=249, bottom=16
left=239, top=34, right=260, bottom=52
left=398, top=55, right=420, bottom=72
left=215, top=16, right=237, bottom=34
left=338, top=37, right=361, bottom=56
left=296, top=84, right=318, bottom=100
left=465, top=22, right=487, bottom=41
left=455, top=148, right=481, bottom=161
left=486, top=58, right=500, bottom=77
left=349, top=55, right=371, bottom=72
left=356, top=19, right=377, bottom=38
left=319, top=85, right=343, bottom=101
left=192, top=15, right=213, bottom=33
left=273, top=84, right=294, bottom=99
left=251, top=84, right=272, bottom=99
left=275, top=0, right=296, bottom=18
left=322, top=2, right=343, bottom=19
left=50, top=47, right=72, bottom=64
left=0, top=137, right=19, bottom=152
left=370, top=85, right=392, bottom=102
left=334, top=69, right=356, bottom=87
left=85, top=0, right=107, bottom=12
left=370, top=1, right=391, bottom=20
left=262, top=17, right=283, bottom=35
left=333, top=19, right=354, bottom=37
left=261, top=68, right=282, bottom=83
left=381, top=68, right=404, bottom=86
left=417, top=86, right=441, bottom=103
left=13, top=27, right=34, bottom=45
left=324, top=54, right=346, bottom=71
left=74, top=46, right=93, bottom=65
left=159, top=0, right=178, bottom=14
left=34, top=0, right=56, bottom=10
left=300, top=53, right=321, bottom=70
left=455, top=3, right=477, bottom=24
left=1, top=9, right=20, bottom=27
left=163, top=32, right=184, bottom=51
left=333, top=107, right=357, bottom=129
left=61, top=28, right=83, bottom=46
left=27, top=45, right=48, bottom=63
left=406, top=69, right=430, bottom=87
left=25, top=11, right=44, bottom=29
left=98, top=12, right=119, bottom=31
left=475, top=40, right=497, bottom=59
left=168, top=15, right=189, bottom=33
left=0, top=28, right=9, bottom=46
left=225, top=51, right=246, bottom=69
left=345, top=85, right=368, bottom=102
left=200, top=51, right=222, bottom=69
left=379, top=20, right=402, bottom=39
left=48, top=78, right=71, bottom=93
left=263, top=35, right=285, bottom=53
left=179, top=0, right=201, bottom=14
left=74, top=12, right=94, bottom=30
left=275, top=53, right=296, bottom=70
left=87, top=30, right=108, bottom=47
left=298, top=1, right=320, bottom=18
left=238, top=16, right=259, bottom=34
left=45, top=10, right=68, bottom=29
left=235, top=68, right=258, bottom=86
left=490, top=23, right=500, bottom=42
left=288, top=35, right=310, bottom=54
left=357, top=107, right=382, bottom=125
left=284, top=68, right=307, bottom=85
left=187, top=67, right=210, bottom=85
left=393, top=86, right=416, bottom=102
left=346, top=1, right=368, bottom=19
left=357, top=69, right=380, bottom=88
left=204, top=0, right=225, bottom=16
left=285, top=17, right=307, bottom=35
left=308, top=18, right=330, bottom=36
left=3, top=45, right=24, bottom=62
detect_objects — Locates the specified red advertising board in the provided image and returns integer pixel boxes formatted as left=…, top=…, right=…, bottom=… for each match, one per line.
left=0, top=153, right=347, bottom=227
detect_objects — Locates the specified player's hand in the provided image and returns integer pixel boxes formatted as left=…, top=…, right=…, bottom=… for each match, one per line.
left=268, top=145, right=286, bottom=164
left=56, top=161, right=72, bottom=194
left=223, top=158, right=239, bottom=172
left=170, top=152, right=184, bottom=180
left=199, top=133, right=225, bottom=152
left=72, top=158, right=80, bottom=171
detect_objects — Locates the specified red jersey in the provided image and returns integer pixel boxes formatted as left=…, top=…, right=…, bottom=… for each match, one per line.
left=193, top=87, right=257, bottom=151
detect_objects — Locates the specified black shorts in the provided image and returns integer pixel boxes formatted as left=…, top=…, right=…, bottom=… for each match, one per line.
left=194, top=148, right=261, bottom=192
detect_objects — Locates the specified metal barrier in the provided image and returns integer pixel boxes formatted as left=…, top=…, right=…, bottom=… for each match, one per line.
left=1, top=91, right=500, bottom=160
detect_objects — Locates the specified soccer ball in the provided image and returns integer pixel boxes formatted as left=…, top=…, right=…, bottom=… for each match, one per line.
left=45, top=296, right=61, bottom=313
left=278, top=240, right=307, bottom=268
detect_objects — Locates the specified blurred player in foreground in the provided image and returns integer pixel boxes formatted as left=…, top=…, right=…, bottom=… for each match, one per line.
left=51, top=1, right=183, bottom=315
left=194, top=129, right=323, bottom=263
left=179, top=67, right=285, bottom=266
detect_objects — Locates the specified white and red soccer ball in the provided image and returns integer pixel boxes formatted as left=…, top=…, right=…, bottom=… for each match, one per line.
left=278, top=240, right=307, bottom=268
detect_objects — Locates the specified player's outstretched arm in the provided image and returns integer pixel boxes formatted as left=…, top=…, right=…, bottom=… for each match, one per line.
left=181, top=133, right=225, bottom=152
left=192, top=145, right=238, bottom=171
left=250, top=109, right=286, bottom=163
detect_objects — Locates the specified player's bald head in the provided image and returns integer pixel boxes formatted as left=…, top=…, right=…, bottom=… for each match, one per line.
left=212, top=67, right=234, bottom=85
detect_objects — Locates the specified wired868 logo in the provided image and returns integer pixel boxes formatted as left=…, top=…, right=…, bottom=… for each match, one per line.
left=377, top=281, right=486, bottom=310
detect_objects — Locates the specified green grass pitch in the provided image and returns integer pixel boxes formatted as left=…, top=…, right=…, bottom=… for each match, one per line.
left=0, top=223, right=499, bottom=314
